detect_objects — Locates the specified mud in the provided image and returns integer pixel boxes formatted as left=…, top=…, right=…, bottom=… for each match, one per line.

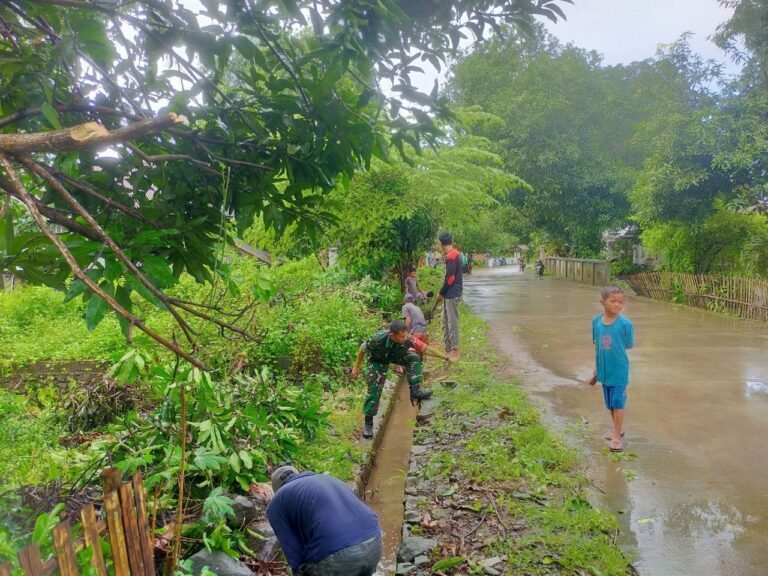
left=464, top=266, right=768, bottom=576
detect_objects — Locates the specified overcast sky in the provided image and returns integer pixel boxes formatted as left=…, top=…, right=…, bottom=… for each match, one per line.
left=545, top=0, right=735, bottom=67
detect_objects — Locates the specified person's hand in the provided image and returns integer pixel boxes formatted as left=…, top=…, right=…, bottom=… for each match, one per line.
left=586, top=373, right=597, bottom=386
left=351, top=367, right=361, bottom=379
left=436, top=294, right=444, bottom=302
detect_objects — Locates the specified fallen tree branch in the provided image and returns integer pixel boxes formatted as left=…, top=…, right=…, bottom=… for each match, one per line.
left=0, top=104, right=146, bottom=130
left=0, top=177, right=102, bottom=241
left=0, top=114, right=183, bottom=155
left=0, top=153, right=206, bottom=369
left=486, top=493, right=507, bottom=538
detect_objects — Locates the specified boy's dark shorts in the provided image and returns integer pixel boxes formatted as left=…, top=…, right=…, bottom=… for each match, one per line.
left=602, top=384, right=627, bottom=410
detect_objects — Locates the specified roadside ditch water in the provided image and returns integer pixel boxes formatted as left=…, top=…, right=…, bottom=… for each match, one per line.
left=363, top=378, right=417, bottom=575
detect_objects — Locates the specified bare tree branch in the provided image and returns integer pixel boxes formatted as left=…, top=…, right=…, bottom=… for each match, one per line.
left=169, top=298, right=261, bottom=342
left=0, top=176, right=103, bottom=241
left=124, top=142, right=222, bottom=176
left=0, top=152, right=207, bottom=370
left=0, top=114, right=183, bottom=155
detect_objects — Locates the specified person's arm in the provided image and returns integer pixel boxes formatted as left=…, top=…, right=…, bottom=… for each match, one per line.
left=351, top=343, right=366, bottom=378
left=588, top=318, right=598, bottom=385
left=402, top=305, right=412, bottom=331
left=439, top=253, right=460, bottom=299
left=267, top=501, right=303, bottom=571
left=625, top=320, right=635, bottom=350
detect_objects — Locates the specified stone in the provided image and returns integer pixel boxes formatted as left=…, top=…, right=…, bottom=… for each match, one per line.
left=396, top=563, right=417, bottom=575
left=404, top=495, right=421, bottom=511
left=229, top=495, right=260, bottom=527
left=244, top=519, right=281, bottom=561
left=397, top=537, right=438, bottom=563
left=483, top=568, right=501, bottom=576
left=404, top=509, right=421, bottom=523
left=417, top=399, right=439, bottom=423
left=413, top=555, right=430, bottom=566
left=480, top=557, right=503, bottom=569
left=411, top=445, right=428, bottom=456
left=187, top=550, right=253, bottom=576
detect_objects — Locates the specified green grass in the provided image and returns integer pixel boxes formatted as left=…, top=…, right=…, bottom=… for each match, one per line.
left=293, top=386, right=367, bottom=481
left=427, top=308, right=632, bottom=575
left=0, top=390, right=66, bottom=490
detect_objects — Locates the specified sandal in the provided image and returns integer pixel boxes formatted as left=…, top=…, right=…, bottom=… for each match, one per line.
left=609, top=439, right=624, bottom=453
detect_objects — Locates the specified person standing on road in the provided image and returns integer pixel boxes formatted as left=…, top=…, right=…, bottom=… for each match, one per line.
left=266, top=465, right=382, bottom=575
left=587, top=286, right=635, bottom=453
left=437, top=231, right=463, bottom=360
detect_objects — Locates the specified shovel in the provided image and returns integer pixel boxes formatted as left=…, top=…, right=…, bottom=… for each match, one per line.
left=425, top=298, right=441, bottom=323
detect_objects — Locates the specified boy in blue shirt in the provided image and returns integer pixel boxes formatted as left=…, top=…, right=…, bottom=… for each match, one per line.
left=588, top=286, right=634, bottom=453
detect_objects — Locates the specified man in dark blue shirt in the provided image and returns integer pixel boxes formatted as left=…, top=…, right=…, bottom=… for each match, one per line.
left=266, top=465, right=382, bottom=575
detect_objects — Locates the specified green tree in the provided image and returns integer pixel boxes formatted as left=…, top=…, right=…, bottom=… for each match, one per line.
left=448, top=27, right=633, bottom=256
left=0, top=0, right=571, bottom=364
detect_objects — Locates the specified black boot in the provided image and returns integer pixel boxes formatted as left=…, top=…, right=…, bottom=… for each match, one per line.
left=410, top=385, right=433, bottom=406
left=362, top=416, right=374, bottom=439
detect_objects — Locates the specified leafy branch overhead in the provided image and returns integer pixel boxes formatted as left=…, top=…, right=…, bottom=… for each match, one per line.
left=0, top=0, right=571, bottom=362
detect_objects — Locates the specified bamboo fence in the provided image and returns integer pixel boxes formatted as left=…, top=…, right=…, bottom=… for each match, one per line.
left=626, top=272, right=768, bottom=321
left=1, top=469, right=155, bottom=576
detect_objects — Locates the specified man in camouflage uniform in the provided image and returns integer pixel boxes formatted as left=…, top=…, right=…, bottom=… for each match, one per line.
left=351, top=319, right=452, bottom=439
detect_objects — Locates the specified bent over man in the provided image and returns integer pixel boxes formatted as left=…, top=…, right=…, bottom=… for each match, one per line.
left=351, top=319, right=452, bottom=439
left=267, top=465, right=382, bottom=575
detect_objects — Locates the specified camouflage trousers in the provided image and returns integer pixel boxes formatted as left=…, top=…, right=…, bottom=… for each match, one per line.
left=363, top=353, right=423, bottom=417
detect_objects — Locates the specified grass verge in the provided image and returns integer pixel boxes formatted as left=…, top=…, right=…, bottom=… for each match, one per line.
left=418, top=307, right=632, bottom=575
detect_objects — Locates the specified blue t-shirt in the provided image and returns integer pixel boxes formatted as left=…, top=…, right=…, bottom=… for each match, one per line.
left=266, top=472, right=380, bottom=570
left=592, top=314, right=634, bottom=387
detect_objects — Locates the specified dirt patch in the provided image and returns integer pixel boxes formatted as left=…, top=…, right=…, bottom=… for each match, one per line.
left=2, top=360, right=109, bottom=394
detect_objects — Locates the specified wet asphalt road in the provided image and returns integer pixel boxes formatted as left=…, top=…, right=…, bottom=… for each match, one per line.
left=464, top=266, right=768, bottom=576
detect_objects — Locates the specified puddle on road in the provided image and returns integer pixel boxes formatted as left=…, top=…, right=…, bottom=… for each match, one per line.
left=744, top=380, right=768, bottom=397
left=464, top=266, right=768, bottom=576
left=363, top=379, right=416, bottom=575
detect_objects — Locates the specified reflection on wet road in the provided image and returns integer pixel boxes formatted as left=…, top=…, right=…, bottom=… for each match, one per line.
left=464, top=266, right=768, bottom=576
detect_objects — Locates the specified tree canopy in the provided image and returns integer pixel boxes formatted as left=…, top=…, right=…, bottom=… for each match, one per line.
left=446, top=3, right=768, bottom=274
left=0, top=0, right=571, bottom=364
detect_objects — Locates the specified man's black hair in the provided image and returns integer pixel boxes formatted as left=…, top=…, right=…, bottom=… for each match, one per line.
left=389, top=319, right=407, bottom=333
left=438, top=231, right=453, bottom=245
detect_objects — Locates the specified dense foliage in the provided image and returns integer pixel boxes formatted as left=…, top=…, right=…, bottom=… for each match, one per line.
left=0, top=0, right=571, bottom=363
left=447, top=1, right=768, bottom=274
left=0, top=255, right=385, bottom=567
